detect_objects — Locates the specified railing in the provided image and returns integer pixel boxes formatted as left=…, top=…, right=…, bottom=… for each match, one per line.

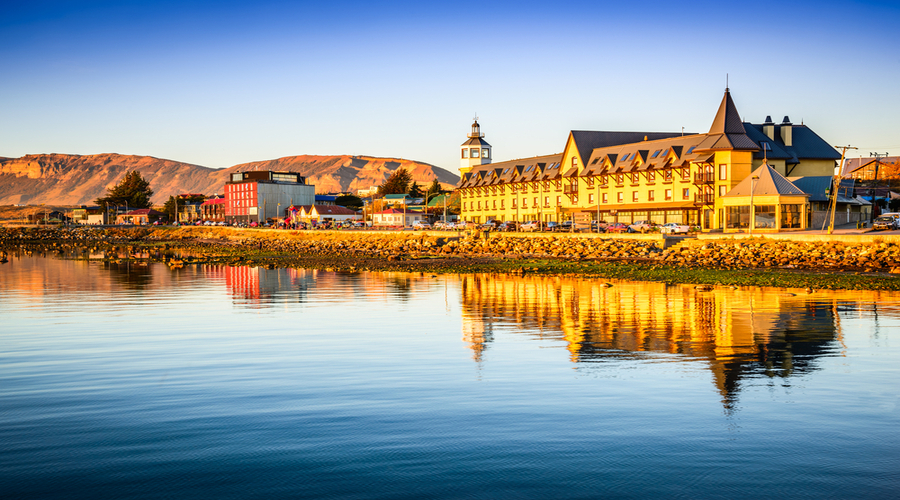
left=694, top=193, right=715, bottom=204
left=563, top=185, right=578, bottom=194
left=694, top=172, right=714, bottom=184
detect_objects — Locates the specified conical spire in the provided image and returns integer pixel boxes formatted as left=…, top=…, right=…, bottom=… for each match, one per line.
left=708, top=88, right=745, bottom=135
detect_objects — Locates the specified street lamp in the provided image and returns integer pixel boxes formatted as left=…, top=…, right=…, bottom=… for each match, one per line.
left=749, top=175, right=759, bottom=235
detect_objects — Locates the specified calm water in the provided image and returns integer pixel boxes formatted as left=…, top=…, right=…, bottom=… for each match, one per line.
left=1, top=252, right=899, bottom=499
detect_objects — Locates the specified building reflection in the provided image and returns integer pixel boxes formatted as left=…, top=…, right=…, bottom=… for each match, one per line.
left=459, top=274, right=862, bottom=411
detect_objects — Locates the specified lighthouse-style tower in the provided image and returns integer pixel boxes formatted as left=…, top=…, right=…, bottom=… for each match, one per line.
left=459, top=118, right=491, bottom=176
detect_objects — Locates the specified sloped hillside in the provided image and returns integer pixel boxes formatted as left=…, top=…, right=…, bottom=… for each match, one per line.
left=0, top=153, right=459, bottom=205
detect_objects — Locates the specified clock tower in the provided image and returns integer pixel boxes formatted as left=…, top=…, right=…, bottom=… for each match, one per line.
left=459, top=118, right=491, bottom=176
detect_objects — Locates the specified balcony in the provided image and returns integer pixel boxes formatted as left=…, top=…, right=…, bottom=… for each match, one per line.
left=563, top=185, right=578, bottom=194
left=694, top=193, right=715, bottom=205
left=694, top=172, right=714, bottom=184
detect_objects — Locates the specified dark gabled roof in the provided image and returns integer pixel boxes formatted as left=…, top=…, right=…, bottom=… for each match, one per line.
left=743, top=123, right=840, bottom=162
left=842, top=156, right=899, bottom=176
left=569, top=130, right=685, bottom=165
left=456, top=154, right=562, bottom=188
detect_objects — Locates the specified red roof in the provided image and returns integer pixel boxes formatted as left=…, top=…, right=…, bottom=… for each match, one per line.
left=201, top=198, right=226, bottom=205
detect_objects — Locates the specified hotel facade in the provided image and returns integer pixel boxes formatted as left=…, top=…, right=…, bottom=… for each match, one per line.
left=457, top=90, right=841, bottom=231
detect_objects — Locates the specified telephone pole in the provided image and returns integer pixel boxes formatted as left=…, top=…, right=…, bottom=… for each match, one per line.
left=828, top=145, right=856, bottom=234
left=870, top=152, right=888, bottom=224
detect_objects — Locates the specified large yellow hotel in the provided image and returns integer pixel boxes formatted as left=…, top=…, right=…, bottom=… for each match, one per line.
left=457, top=89, right=841, bottom=230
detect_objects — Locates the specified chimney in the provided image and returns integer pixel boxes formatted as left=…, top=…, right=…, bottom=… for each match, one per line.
left=780, top=116, right=792, bottom=147
left=762, top=115, right=775, bottom=140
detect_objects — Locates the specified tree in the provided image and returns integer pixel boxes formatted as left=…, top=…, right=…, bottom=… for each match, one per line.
left=95, top=171, right=154, bottom=209
left=162, top=194, right=206, bottom=221
left=425, top=179, right=442, bottom=198
left=334, top=194, right=364, bottom=210
left=377, top=168, right=412, bottom=196
left=408, top=181, right=423, bottom=198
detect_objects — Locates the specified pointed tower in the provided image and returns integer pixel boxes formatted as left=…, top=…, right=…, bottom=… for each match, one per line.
left=695, top=88, right=759, bottom=152
left=460, top=118, right=492, bottom=176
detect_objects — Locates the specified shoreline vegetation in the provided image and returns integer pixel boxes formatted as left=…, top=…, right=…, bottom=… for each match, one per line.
left=2, top=226, right=900, bottom=291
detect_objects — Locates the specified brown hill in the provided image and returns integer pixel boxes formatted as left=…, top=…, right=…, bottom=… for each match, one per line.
left=0, top=153, right=459, bottom=205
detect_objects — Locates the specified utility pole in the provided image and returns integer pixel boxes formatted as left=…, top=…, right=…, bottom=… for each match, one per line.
left=870, top=152, right=888, bottom=224
left=827, top=145, right=856, bottom=234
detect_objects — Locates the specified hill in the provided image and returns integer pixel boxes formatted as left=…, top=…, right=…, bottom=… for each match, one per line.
left=0, top=153, right=459, bottom=205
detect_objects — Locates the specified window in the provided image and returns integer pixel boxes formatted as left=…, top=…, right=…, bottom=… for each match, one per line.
left=500, top=200, right=504, bottom=209
left=556, top=196, right=561, bottom=205
left=755, top=205, right=776, bottom=229
left=471, top=148, right=480, bottom=158
left=648, top=171, right=655, bottom=182
left=781, top=204, right=802, bottom=228
left=651, top=150, right=661, bottom=158
left=602, top=193, right=608, bottom=204
left=631, top=173, right=639, bottom=184
left=664, top=170, right=673, bottom=181
left=512, top=199, right=517, bottom=208
left=617, top=174, right=624, bottom=185
left=522, top=198, right=528, bottom=208
left=761, top=142, right=772, bottom=151
left=492, top=200, right=496, bottom=209
left=572, top=157, right=578, bottom=168
left=462, top=149, right=469, bottom=159
left=665, top=189, right=672, bottom=201
left=719, top=185, right=728, bottom=197
left=477, top=201, right=481, bottom=209
left=534, top=197, right=538, bottom=207
left=632, top=191, right=639, bottom=202
left=544, top=196, right=549, bottom=207
left=589, top=193, right=594, bottom=204
left=617, top=192, right=624, bottom=203
left=683, top=188, right=690, bottom=199
left=681, top=168, right=690, bottom=181
left=648, top=191, right=655, bottom=201
left=482, top=149, right=490, bottom=159
left=719, top=164, right=727, bottom=180
left=726, top=206, right=750, bottom=228
left=687, top=146, right=696, bottom=154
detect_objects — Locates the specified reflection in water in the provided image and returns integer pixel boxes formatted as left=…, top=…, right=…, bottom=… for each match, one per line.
left=457, top=274, right=885, bottom=411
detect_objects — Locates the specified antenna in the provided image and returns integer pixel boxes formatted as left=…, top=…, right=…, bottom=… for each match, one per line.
left=726, top=73, right=729, bottom=91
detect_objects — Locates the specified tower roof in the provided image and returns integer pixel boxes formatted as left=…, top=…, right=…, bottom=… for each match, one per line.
left=708, top=88, right=746, bottom=134
left=694, top=89, right=759, bottom=152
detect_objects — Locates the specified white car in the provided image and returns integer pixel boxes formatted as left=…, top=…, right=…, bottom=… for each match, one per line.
left=520, top=221, right=540, bottom=232
left=412, top=221, right=432, bottom=230
left=660, top=222, right=690, bottom=234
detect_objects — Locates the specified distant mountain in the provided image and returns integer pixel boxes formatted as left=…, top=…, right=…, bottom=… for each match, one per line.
left=0, top=153, right=459, bottom=205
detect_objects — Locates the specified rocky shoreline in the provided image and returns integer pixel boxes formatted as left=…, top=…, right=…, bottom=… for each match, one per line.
left=2, top=226, right=900, bottom=290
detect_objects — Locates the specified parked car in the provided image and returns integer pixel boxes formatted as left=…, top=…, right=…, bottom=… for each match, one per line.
left=544, top=221, right=559, bottom=232
left=556, top=221, right=573, bottom=232
left=413, top=221, right=432, bottom=230
left=591, top=221, right=608, bottom=233
left=605, top=222, right=631, bottom=233
left=880, top=213, right=900, bottom=229
left=873, top=216, right=896, bottom=231
left=520, top=220, right=540, bottom=232
left=480, top=220, right=500, bottom=230
left=628, top=220, right=658, bottom=233
left=660, top=222, right=691, bottom=234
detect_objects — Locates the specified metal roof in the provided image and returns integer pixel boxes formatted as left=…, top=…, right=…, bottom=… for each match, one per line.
left=723, top=162, right=806, bottom=197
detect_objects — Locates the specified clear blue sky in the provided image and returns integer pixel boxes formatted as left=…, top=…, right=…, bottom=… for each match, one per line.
left=1, top=0, right=898, bottom=172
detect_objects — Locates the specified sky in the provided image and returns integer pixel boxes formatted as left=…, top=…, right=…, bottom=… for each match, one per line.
left=1, top=0, right=899, bottom=173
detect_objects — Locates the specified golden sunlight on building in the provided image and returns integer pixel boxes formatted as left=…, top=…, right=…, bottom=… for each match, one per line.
left=457, top=90, right=841, bottom=232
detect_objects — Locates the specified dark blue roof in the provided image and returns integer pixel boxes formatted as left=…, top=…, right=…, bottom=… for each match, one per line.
left=570, top=131, right=685, bottom=166
left=743, top=123, right=840, bottom=162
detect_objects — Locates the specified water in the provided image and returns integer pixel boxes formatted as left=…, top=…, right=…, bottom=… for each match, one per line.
left=1, top=253, right=899, bottom=499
